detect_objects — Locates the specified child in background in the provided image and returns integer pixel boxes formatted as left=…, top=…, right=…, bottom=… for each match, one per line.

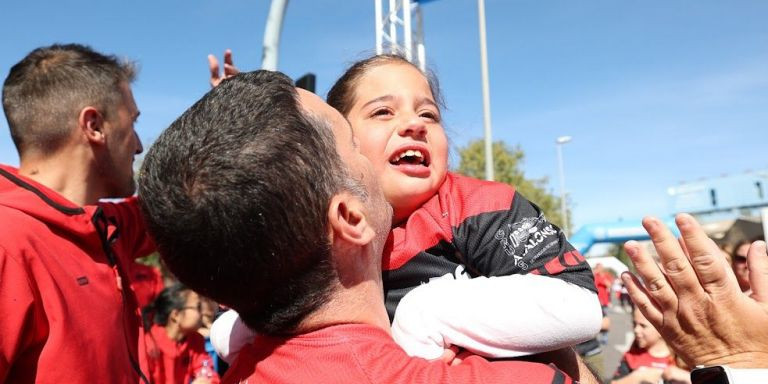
left=141, top=284, right=220, bottom=384
left=611, top=307, right=677, bottom=384
left=208, top=53, right=601, bottom=363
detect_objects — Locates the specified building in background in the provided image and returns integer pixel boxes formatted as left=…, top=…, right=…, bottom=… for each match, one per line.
left=668, top=169, right=768, bottom=246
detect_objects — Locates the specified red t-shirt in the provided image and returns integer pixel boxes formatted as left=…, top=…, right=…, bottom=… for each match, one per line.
left=142, top=324, right=220, bottom=384
left=594, top=272, right=612, bottom=307
left=613, top=345, right=675, bottom=379
left=223, top=323, right=571, bottom=384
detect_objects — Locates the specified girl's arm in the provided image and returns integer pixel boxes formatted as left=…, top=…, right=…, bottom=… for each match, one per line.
left=391, top=272, right=601, bottom=359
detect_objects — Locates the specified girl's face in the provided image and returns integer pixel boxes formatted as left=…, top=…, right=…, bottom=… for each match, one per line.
left=345, top=63, right=448, bottom=224
left=632, top=309, right=662, bottom=349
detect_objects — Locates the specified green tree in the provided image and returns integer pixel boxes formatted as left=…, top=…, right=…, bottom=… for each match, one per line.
left=456, top=139, right=571, bottom=230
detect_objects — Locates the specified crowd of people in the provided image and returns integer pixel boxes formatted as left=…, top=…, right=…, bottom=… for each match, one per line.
left=1, top=42, right=767, bottom=384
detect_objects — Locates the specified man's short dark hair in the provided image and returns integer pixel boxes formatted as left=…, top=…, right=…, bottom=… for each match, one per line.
left=2, top=43, right=136, bottom=155
left=139, top=70, right=348, bottom=335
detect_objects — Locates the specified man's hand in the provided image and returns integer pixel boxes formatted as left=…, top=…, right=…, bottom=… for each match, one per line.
left=662, top=365, right=692, bottom=384
left=623, top=213, right=768, bottom=368
left=208, top=49, right=239, bottom=87
left=525, top=347, right=601, bottom=384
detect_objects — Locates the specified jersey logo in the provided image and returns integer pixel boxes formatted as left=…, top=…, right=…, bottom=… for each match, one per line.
left=76, top=276, right=89, bottom=286
left=494, top=215, right=559, bottom=269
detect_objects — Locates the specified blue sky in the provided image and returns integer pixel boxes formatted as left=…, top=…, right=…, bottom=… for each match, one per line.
left=2, top=1, right=767, bottom=230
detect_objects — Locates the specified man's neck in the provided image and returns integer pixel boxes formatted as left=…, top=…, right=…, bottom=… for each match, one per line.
left=296, top=279, right=391, bottom=336
left=18, top=150, right=100, bottom=206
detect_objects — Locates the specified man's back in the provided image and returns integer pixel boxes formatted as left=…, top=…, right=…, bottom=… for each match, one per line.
left=223, top=323, right=570, bottom=384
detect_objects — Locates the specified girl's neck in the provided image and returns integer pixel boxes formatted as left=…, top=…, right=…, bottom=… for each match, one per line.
left=646, top=341, right=671, bottom=358
left=165, top=323, right=185, bottom=343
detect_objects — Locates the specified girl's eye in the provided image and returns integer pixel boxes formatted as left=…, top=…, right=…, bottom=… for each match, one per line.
left=420, top=111, right=440, bottom=122
left=371, top=108, right=392, bottom=117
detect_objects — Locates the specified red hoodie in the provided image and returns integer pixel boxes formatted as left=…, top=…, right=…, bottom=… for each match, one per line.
left=0, top=165, right=155, bottom=383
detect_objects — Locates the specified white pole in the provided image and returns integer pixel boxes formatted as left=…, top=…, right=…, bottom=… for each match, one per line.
left=375, top=0, right=383, bottom=54
left=556, top=136, right=572, bottom=236
left=417, top=43, right=426, bottom=72
left=403, top=0, right=413, bottom=61
left=262, top=0, right=289, bottom=70
left=477, top=0, right=494, bottom=181
left=389, top=0, right=398, bottom=53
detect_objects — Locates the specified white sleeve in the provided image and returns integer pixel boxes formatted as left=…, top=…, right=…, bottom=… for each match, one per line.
left=390, top=273, right=602, bottom=360
left=209, top=309, right=257, bottom=364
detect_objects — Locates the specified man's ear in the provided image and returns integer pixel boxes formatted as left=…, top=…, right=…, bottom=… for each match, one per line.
left=79, top=106, right=106, bottom=144
left=327, top=192, right=376, bottom=246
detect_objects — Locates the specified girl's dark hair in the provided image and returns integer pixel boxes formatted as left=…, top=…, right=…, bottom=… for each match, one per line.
left=326, top=53, right=444, bottom=118
left=141, top=283, right=191, bottom=330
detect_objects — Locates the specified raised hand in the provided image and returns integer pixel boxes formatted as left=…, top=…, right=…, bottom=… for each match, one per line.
left=208, top=49, right=240, bottom=87
left=623, top=214, right=768, bottom=368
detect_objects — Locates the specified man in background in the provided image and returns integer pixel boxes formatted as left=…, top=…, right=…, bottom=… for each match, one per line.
left=0, top=44, right=153, bottom=383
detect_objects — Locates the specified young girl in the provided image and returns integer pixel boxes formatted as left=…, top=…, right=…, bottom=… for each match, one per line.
left=611, top=307, right=679, bottom=384
left=208, top=53, right=601, bottom=362
left=141, top=284, right=220, bottom=384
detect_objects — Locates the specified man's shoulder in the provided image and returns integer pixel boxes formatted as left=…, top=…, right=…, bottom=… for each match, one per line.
left=0, top=204, right=49, bottom=240
left=223, top=325, right=405, bottom=383
left=224, top=325, right=568, bottom=384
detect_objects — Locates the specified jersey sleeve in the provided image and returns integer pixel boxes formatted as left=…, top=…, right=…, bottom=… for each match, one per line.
left=391, top=272, right=602, bottom=359
left=209, top=309, right=257, bottom=364
left=453, top=189, right=596, bottom=293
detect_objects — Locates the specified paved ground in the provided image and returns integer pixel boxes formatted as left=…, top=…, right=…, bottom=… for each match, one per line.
left=600, top=303, right=634, bottom=382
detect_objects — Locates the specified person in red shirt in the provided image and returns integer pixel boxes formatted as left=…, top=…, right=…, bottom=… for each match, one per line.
left=0, top=44, right=154, bottom=383
left=141, top=284, right=219, bottom=384
left=593, top=263, right=613, bottom=308
left=138, top=71, right=593, bottom=383
left=611, top=307, right=677, bottom=383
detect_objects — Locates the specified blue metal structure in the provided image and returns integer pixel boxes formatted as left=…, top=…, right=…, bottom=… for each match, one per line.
left=569, top=218, right=680, bottom=255
left=572, top=170, right=768, bottom=255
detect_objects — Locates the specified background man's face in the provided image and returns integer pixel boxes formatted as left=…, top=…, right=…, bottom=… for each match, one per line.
left=99, top=83, right=143, bottom=197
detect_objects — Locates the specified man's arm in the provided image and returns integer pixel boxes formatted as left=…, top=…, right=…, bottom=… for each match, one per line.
left=101, top=197, right=156, bottom=261
left=623, top=213, right=768, bottom=368
left=523, top=346, right=602, bottom=384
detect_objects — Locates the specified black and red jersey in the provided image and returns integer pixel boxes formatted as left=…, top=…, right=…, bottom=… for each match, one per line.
left=382, top=172, right=597, bottom=319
